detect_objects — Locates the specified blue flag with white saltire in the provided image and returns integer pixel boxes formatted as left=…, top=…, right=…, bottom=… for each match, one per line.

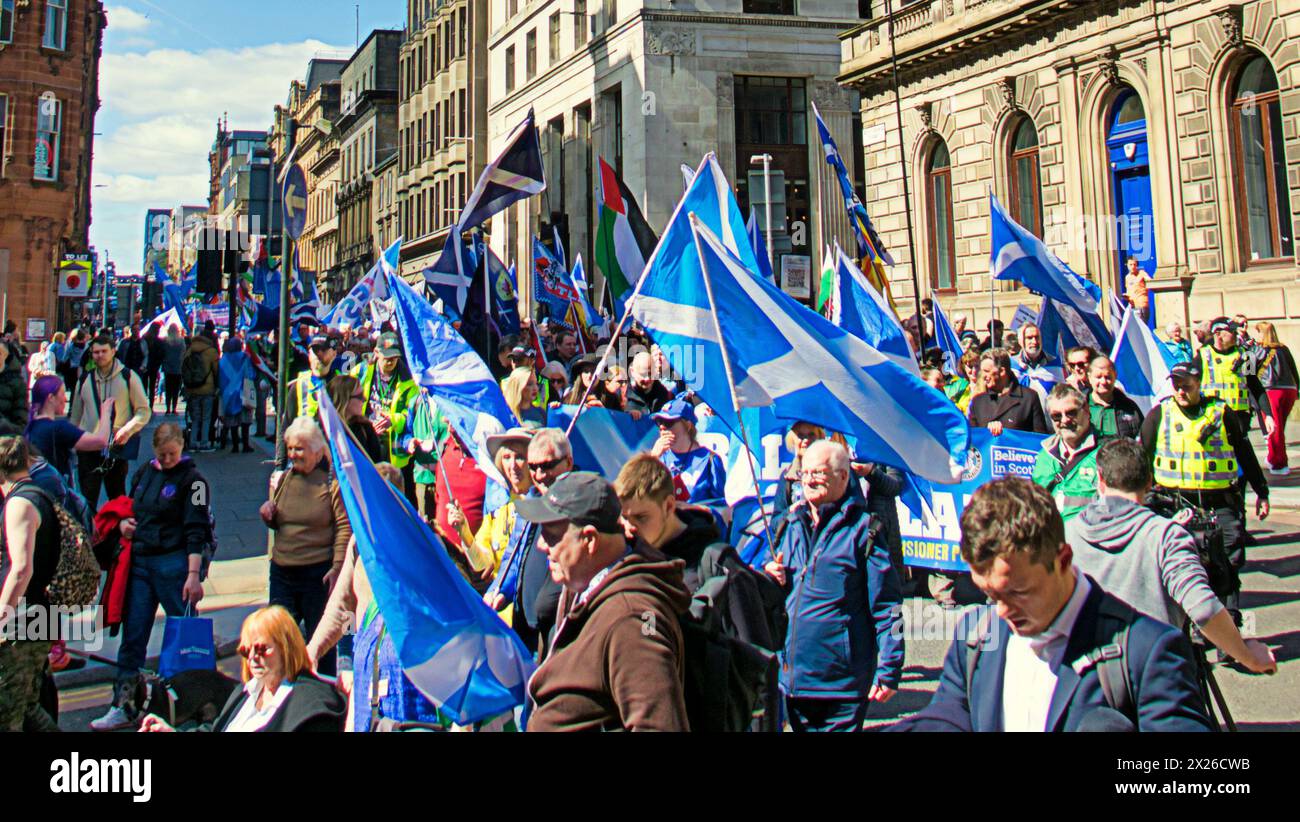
left=746, top=208, right=776, bottom=284
left=424, top=231, right=478, bottom=322
left=635, top=211, right=969, bottom=485
left=154, top=262, right=194, bottom=323
left=569, top=255, right=607, bottom=337
left=318, top=394, right=534, bottom=725
left=288, top=264, right=323, bottom=326
left=323, top=242, right=396, bottom=330
left=1110, top=306, right=1174, bottom=415
left=388, top=272, right=517, bottom=507
left=829, top=245, right=919, bottom=376
left=546, top=405, right=658, bottom=478
left=457, top=109, right=546, bottom=231
left=931, top=294, right=964, bottom=374
left=531, top=237, right=580, bottom=325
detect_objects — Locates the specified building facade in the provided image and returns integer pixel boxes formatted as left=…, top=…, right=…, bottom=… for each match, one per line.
left=334, top=29, right=402, bottom=299
left=372, top=149, right=401, bottom=256
left=207, top=121, right=279, bottom=255
left=0, top=0, right=106, bottom=338
left=486, top=0, right=873, bottom=313
left=166, top=204, right=208, bottom=274
left=397, top=0, right=490, bottom=281
left=839, top=0, right=1300, bottom=347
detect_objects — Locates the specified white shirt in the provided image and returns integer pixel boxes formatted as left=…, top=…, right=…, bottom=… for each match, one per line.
left=224, top=678, right=295, bottom=733
left=1000, top=571, right=1091, bottom=732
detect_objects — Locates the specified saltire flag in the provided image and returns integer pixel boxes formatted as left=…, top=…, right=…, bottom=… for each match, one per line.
left=545, top=405, right=659, bottom=478
left=593, top=155, right=659, bottom=321
left=318, top=394, right=534, bottom=725
left=1036, top=296, right=1106, bottom=362
left=817, top=244, right=835, bottom=315
left=633, top=202, right=969, bottom=484
left=289, top=267, right=323, bottom=326
left=239, top=297, right=279, bottom=335
left=1110, top=306, right=1175, bottom=415
left=324, top=246, right=393, bottom=330
left=931, top=293, right=964, bottom=374
left=144, top=306, right=185, bottom=336
left=680, top=163, right=696, bottom=191
left=424, top=230, right=478, bottom=321
left=531, top=237, right=579, bottom=324
left=569, top=255, right=608, bottom=338
left=551, top=225, right=567, bottom=273
left=812, top=101, right=896, bottom=312
left=1108, top=291, right=1127, bottom=339
left=829, top=244, right=920, bottom=376
left=989, top=192, right=1112, bottom=351
left=457, top=238, right=492, bottom=361
left=746, top=207, right=776, bottom=283
left=457, top=109, right=546, bottom=231
left=153, top=262, right=194, bottom=322
left=388, top=270, right=518, bottom=511
left=377, top=237, right=403, bottom=279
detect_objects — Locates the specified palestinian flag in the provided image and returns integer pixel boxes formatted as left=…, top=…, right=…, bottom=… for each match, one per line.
left=594, top=157, right=657, bottom=320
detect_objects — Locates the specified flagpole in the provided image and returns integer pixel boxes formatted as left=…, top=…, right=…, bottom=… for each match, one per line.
left=276, top=120, right=296, bottom=455
left=687, top=213, right=777, bottom=551
left=885, top=0, right=922, bottom=331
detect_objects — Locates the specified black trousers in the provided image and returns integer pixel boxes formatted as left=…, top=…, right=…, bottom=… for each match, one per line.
left=269, top=560, right=336, bottom=676
left=77, top=450, right=128, bottom=512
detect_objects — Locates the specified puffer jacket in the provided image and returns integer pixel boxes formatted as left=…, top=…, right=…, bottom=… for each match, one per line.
left=183, top=335, right=219, bottom=395
left=775, top=492, right=904, bottom=699
left=0, top=367, right=28, bottom=429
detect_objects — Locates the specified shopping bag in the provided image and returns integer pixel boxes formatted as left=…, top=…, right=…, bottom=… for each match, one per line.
left=158, top=604, right=216, bottom=678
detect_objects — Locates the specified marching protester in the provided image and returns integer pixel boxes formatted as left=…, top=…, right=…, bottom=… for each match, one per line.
left=1065, top=438, right=1276, bottom=675
left=1012, top=321, right=1060, bottom=404
left=403, top=391, right=446, bottom=524
left=520, top=471, right=692, bottom=731
left=26, top=342, right=56, bottom=388
left=353, top=331, right=418, bottom=468
left=1031, top=385, right=1102, bottom=521
left=181, top=323, right=220, bottom=452
left=92, top=423, right=211, bottom=731
left=1063, top=346, right=1095, bottom=394
left=447, top=429, right=533, bottom=592
left=432, top=426, right=488, bottom=580
left=1199, top=316, right=1273, bottom=436
left=261, top=417, right=352, bottom=678
left=68, top=334, right=153, bottom=510
left=26, top=375, right=114, bottom=484
left=774, top=421, right=824, bottom=512
left=538, top=361, right=569, bottom=408
left=117, top=325, right=148, bottom=381
left=764, top=440, right=904, bottom=732
left=650, top=398, right=727, bottom=504
left=905, top=476, right=1212, bottom=731
left=967, top=348, right=1051, bottom=435
left=561, top=353, right=601, bottom=406
left=1140, top=361, right=1269, bottom=626
left=60, top=330, right=88, bottom=395
left=217, top=337, right=256, bottom=454
left=141, top=605, right=346, bottom=732
left=274, top=331, right=344, bottom=470
left=143, top=325, right=166, bottom=409
left=327, top=375, right=384, bottom=464
left=1086, top=355, right=1143, bottom=440
left=626, top=351, right=674, bottom=416
left=944, top=349, right=981, bottom=413
left=161, top=324, right=186, bottom=416
left=592, top=364, right=632, bottom=414
left=1252, top=321, right=1297, bottom=475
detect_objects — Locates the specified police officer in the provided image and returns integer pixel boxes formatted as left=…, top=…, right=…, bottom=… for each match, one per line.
left=1140, top=360, right=1269, bottom=622
left=352, top=331, right=418, bottom=497
left=274, top=329, right=345, bottom=470
left=1031, top=384, right=1102, bottom=521
left=1198, top=316, right=1275, bottom=437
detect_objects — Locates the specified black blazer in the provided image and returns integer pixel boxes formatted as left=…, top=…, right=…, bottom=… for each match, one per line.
left=968, top=383, right=1051, bottom=434
left=207, top=674, right=346, bottom=732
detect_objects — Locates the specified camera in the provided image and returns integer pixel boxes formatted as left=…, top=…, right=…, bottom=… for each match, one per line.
left=1144, top=490, right=1238, bottom=600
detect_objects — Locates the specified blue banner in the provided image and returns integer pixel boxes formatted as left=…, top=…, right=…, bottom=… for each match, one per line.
left=895, top=428, right=1047, bottom=572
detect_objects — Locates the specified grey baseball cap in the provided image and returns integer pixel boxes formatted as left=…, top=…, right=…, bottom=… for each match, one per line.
left=515, top=471, right=623, bottom=534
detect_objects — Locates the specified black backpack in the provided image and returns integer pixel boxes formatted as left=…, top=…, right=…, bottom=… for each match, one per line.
left=679, top=543, right=788, bottom=733
left=181, top=348, right=211, bottom=390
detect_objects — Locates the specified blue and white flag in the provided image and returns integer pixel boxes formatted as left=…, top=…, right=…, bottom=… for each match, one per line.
left=377, top=237, right=403, bottom=279
left=318, top=394, right=534, bottom=725
left=746, top=207, right=776, bottom=284
left=1111, top=306, right=1174, bottom=414
left=812, top=101, right=894, bottom=269
left=154, top=262, right=194, bottom=322
left=531, top=237, right=579, bottom=324
left=1036, top=295, right=1106, bottom=361
left=546, top=405, right=658, bottom=478
left=635, top=212, right=969, bottom=484
left=569, top=255, right=607, bottom=337
left=324, top=253, right=392, bottom=330
left=829, top=245, right=919, bottom=376
left=424, top=231, right=479, bottom=321
left=481, top=242, right=520, bottom=337
left=389, top=271, right=516, bottom=506
left=288, top=265, right=322, bottom=326
left=457, top=110, right=545, bottom=231
left=931, top=294, right=964, bottom=373
left=1108, top=291, right=1127, bottom=339
left=144, top=306, right=185, bottom=336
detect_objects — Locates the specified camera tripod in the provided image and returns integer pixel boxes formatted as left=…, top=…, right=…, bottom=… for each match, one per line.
left=1188, top=626, right=1237, bottom=732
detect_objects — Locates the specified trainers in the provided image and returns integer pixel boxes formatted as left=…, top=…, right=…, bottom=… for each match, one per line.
left=90, top=705, right=138, bottom=732
left=1268, top=466, right=1291, bottom=476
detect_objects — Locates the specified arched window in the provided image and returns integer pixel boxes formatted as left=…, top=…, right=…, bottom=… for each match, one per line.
left=927, top=140, right=956, bottom=291
left=1230, top=55, right=1293, bottom=264
left=1009, top=117, right=1043, bottom=238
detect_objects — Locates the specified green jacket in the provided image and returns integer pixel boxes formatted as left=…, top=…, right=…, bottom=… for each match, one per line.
left=1031, top=432, right=1102, bottom=521
left=353, top=362, right=419, bottom=467
left=406, top=393, right=448, bottom=485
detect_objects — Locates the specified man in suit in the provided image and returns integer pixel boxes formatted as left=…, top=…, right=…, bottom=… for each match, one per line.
left=967, top=348, right=1051, bottom=435
left=917, top=476, right=1212, bottom=731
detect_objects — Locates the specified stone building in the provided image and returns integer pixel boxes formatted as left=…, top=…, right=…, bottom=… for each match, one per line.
left=334, top=29, right=401, bottom=299
left=372, top=149, right=401, bottom=257
left=0, top=0, right=106, bottom=337
left=166, top=204, right=208, bottom=274
left=207, top=121, right=277, bottom=254
left=839, top=0, right=1300, bottom=347
left=486, top=0, right=874, bottom=313
left=397, top=0, right=490, bottom=281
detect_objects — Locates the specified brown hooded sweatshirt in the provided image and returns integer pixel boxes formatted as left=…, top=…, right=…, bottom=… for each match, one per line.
left=527, top=549, right=692, bottom=732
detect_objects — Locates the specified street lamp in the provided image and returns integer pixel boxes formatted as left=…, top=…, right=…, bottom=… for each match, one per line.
left=749, top=153, right=774, bottom=273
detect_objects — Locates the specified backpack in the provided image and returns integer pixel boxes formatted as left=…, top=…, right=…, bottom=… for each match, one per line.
left=3, top=482, right=100, bottom=608
left=181, top=347, right=211, bottom=390
left=679, top=543, right=788, bottom=732
left=28, top=461, right=95, bottom=549
left=129, top=464, right=219, bottom=581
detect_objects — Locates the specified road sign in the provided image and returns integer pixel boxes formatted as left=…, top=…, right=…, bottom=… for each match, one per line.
left=283, top=164, right=308, bottom=240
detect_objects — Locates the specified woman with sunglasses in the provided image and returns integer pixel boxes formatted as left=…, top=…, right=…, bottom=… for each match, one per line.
left=592, top=365, right=631, bottom=413
left=446, top=429, right=533, bottom=594
left=140, top=605, right=346, bottom=732
left=327, top=375, right=383, bottom=464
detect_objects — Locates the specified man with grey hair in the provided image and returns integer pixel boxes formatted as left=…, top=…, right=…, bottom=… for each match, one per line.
left=1162, top=320, right=1195, bottom=365
left=487, top=427, right=573, bottom=657
left=625, top=350, right=672, bottom=417
left=764, top=439, right=904, bottom=731
left=1031, top=384, right=1101, bottom=521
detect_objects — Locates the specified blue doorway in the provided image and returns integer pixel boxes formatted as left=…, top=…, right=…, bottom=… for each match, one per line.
left=1107, top=89, right=1156, bottom=320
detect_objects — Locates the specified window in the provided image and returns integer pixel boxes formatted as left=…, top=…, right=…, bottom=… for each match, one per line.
left=458, top=8, right=466, bottom=58
left=550, top=13, right=561, bottom=66
left=858, top=0, right=871, bottom=16
left=1, top=0, right=14, bottom=44
left=0, top=95, right=8, bottom=177
left=526, top=30, right=537, bottom=80
left=602, top=85, right=623, bottom=176
left=927, top=141, right=956, bottom=291
left=575, top=0, right=587, bottom=46
left=44, top=0, right=67, bottom=50
left=1009, top=117, right=1043, bottom=238
left=734, top=76, right=807, bottom=147
left=1230, top=55, right=1293, bottom=263
left=744, top=0, right=796, bottom=13
left=34, top=95, right=62, bottom=181
left=505, top=46, right=516, bottom=93
left=459, top=89, right=466, bottom=138
left=508, top=0, right=518, bottom=19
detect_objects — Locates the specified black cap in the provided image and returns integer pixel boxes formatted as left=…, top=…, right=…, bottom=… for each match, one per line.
left=1169, top=360, right=1202, bottom=381
left=515, top=471, right=623, bottom=534
left=377, top=331, right=402, bottom=358
left=309, top=331, right=339, bottom=350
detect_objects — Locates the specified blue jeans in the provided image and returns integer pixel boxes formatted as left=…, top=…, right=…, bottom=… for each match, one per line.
left=114, top=551, right=190, bottom=702
left=269, top=560, right=335, bottom=676
left=188, top=394, right=214, bottom=448
left=786, top=696, right=870, bottom=732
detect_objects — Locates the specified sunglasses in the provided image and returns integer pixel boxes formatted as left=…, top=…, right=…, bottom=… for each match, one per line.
left=237, top=642, right=274, bottom=659
left=1049, top=408, right=1083, bottom=421
left=528, top=456, right=565, bottom=473
left=1067, top=361, right=1089, bottom=370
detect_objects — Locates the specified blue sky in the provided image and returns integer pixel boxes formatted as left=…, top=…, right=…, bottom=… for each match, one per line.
left=91, top=1, right=406, bottom=273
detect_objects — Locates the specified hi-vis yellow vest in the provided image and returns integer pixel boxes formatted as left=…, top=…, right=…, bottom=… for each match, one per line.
left=1153, top=397, right=1238, bottom=490
left=294, top=375, right=324, bottom=420
left=1198, top=346, right=1248, bottom=413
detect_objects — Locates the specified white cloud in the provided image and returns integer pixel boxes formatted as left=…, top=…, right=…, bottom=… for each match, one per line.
left=105, top=6, right=152, bottom=33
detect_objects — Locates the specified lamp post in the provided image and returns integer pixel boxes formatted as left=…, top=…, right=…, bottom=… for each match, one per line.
left=749, top=153, right=775, bottom=273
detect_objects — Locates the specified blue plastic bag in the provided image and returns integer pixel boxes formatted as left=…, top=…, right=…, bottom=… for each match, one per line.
left=159, top=606, right=215, bottom=677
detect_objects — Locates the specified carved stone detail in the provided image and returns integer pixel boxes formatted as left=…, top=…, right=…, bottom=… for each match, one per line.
left=645, top=26, right=696, bottom=57
left=716, top=74, right=734, bottom=108
left=1098, top=50, right=1120, bottom=87
left=813, top=79, right=856, bottom=111
left=1216, top=5, right=1244, bottom=48
left=997, top=76, right=1017, bottom=112
left=917, top=101, right=933, bottom=132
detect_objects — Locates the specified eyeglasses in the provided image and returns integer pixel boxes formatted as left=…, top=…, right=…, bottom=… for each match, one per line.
left=528, top=456, right=565, bottom=473
left=238, top=642, right=274, bottom=660
left=1049, top=407, right=1083, bottom=422
left=799, top=468, right=837, bottom=481
left=1067, top=361, right=1089, bottom=370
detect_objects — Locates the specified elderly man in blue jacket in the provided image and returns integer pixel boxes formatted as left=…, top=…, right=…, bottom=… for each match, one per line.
left=909, top=476, right=1212, bottom=732
left=765, top=439, right=904, bottom=732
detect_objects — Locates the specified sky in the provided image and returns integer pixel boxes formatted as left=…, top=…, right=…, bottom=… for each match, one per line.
left=90, top=0, right=406, bottom=274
